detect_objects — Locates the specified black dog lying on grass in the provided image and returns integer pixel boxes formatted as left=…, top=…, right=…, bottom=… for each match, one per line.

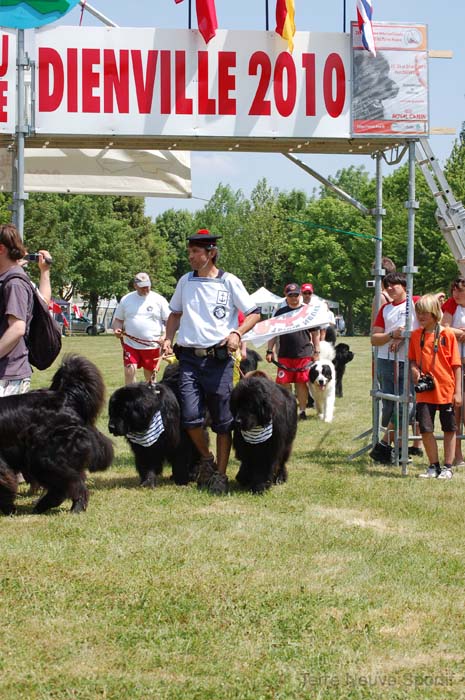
left=230, top=372, right=297, bottom=493
left=0, top=355, right=114, bottom=515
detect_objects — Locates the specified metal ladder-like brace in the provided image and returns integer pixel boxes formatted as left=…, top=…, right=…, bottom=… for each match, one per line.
left=415, top=137, right=465, bottom=275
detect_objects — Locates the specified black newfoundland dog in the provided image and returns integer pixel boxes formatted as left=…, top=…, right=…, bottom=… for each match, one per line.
left=108, top=364, right=200, bottom=487
left=333, top=343, right=354, bottom=398
left=230, top=374, right=297, bottom=493
left=0, top=355, right=114, bottom=515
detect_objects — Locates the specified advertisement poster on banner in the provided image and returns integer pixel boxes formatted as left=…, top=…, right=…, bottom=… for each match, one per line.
left=33, top=27, right=351, bottom=140
left=0, top=30, right=17, bottom=133
left=351, top=22, right=428, bottom=137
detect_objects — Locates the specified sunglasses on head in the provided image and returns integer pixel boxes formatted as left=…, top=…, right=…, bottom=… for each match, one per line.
left=453, top=280, right=465, bottom=289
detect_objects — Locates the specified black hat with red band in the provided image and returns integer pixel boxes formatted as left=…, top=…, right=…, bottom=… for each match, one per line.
left=187, top=228, right=221, bottom=247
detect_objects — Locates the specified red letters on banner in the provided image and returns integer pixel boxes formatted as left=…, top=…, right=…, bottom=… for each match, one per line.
left=0, top=35, right=9, bottom=123
left=38, top=46, right=346, bottom=119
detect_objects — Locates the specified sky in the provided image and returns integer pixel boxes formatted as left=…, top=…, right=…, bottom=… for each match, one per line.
left=59, top=0, right=465, bottom=220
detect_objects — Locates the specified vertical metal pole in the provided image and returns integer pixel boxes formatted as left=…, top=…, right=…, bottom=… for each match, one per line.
left=372, top=153, right=384, bottom=449
left=12, top=29, right=28, bottom=239
left=343, top=0, right=347, bottom=32
left=188, top=0, right=192, bottom=29
left=266, top=0, right=269, bottom=30
left=401, top=140, right=419, bottom=475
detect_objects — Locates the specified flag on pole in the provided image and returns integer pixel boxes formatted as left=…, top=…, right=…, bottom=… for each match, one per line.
left=356, top=0, right=376, bottom=56
left=175, top=0, right=218, bottom=44
left=275, top=0, right=296, bottom=53
left=72, top=304, right=83, bottom=319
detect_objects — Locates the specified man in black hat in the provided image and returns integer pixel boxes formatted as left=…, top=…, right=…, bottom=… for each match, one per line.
left=163, top=228, right=260, bottom=495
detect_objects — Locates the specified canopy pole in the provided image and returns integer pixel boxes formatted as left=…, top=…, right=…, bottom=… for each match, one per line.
left=11, top=29, right=28, bottom=238
left=78, top=1, right=118, bottom=27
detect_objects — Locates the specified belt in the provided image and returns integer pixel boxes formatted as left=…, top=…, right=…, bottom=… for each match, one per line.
left=182, top=346, right=216, bottom=358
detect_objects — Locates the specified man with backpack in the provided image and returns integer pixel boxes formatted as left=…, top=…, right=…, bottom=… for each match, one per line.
left=0, top=224, right=53, bottom=396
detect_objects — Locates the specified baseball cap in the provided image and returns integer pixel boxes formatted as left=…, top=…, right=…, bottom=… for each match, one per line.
left=301, top=283, right=314, bottom=293
left=187, top=228, right=221, bottom=245
left=284, top=282, right=300, bottom=295
left=134, top=272, right=151, bottom=288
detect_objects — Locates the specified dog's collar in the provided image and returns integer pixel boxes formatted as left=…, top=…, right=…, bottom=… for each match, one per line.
left=127, top=411, right=164, bottom=446
left=241, top=422, right=273, bottom=444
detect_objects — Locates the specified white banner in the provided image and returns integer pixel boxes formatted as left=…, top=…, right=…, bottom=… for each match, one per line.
left=0, top=30, right=17, bottom=134
left=242, top=298, right=333, bottom=348
left=0, top=148, right=191, bottom=197
left=34, top=27, right=350, bottom=140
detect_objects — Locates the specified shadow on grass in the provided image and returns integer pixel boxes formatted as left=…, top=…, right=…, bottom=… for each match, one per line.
left=299, top=446, right=406, bottom=479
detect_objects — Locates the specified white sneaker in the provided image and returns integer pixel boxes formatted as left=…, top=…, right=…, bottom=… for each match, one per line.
left=437, top=468, right=453, bottom=480
left=418, top=467, right=439, bottom=479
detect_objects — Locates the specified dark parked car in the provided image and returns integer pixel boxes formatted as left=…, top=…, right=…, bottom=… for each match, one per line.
left=63, top=313, right=105, bottom=336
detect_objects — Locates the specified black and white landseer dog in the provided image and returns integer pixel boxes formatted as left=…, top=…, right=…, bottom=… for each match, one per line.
left=0, top=355, right=114, bottom=515
left=308, top=341, right=336, bottom=423
left=230, top=372, right=297, bottom=493
left=108, top=364, right=199, bottom=487
left=323, top=326, right=354, bottom=398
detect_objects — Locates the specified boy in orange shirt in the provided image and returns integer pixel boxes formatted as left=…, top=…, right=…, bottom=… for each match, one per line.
left=409, top=294, right=462, bottom=479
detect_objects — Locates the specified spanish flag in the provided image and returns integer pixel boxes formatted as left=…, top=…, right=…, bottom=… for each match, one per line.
left=175, top=0, right=218, bottom=45
left=275, top=0, right=295, bottom=53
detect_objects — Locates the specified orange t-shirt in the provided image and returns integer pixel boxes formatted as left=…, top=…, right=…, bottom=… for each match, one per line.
left=408, top=326, right=461, bottom=404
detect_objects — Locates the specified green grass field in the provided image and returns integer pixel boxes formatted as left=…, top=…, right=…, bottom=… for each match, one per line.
left=1, top=336, right=464, bottom=699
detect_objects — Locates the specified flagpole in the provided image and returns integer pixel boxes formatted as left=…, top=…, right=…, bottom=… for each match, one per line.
left=343, top=0, right=346, bottom=32
left=265, top=0, right=269, bottom=30
left=188, top=0, right=192, bottom=29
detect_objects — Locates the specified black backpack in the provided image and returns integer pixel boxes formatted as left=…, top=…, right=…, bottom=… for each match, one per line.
left=0, top=271, right=62, bottom=370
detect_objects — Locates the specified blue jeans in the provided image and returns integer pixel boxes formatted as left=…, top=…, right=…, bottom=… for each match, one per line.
left=376, top=357, right=407, bottom=428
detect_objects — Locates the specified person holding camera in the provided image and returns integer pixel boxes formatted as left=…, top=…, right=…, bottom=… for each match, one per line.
left=409, top=294, right=461, bottom=479
left=162, top=229, right=260, bottom=495
left=0, top=224, right=52, bottom=397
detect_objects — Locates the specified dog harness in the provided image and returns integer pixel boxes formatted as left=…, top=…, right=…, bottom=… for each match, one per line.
left=241, top=422, right=273, bottom=444
left=126, top=411, right=164, bottom=447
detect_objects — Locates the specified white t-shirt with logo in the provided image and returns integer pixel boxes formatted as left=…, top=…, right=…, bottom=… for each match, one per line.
left=170, top=271, right=256, bottom=348
left=114, top=290, right=170, bottom=349
left=374, top=296, right=419, bottom=362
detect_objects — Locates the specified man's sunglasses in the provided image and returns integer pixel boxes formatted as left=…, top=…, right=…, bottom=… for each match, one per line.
left=287, top=293, right=300, bottom=297
left=302, top=291, right=312, bottom=295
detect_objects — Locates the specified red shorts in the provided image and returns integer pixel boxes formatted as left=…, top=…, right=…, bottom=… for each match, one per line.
left=122, top=343, right=160, bottom=371
left=275, top=357, right=312, bottom=384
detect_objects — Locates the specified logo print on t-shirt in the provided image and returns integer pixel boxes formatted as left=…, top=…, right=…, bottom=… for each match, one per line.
left=214, top=306, right=226, bottom=319
left=217, top=290, right=229, bottom=305
left=146, top=306, right=154, bottom=312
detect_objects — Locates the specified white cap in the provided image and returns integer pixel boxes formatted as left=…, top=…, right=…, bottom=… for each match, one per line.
left=134, top=272, right=151, bottom=288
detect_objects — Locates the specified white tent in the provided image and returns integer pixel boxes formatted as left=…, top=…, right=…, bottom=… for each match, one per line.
left=250, top=287, right=283, bottom=316
left=0, top=148, right=191, bottom=197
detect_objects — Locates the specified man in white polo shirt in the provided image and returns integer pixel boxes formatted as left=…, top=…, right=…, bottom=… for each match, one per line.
left=113, top=272, right=170, bottom=384
left=163, top=229, right=260, bottom=495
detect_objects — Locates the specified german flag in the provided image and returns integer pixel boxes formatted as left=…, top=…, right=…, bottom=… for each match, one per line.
left=275, top=0, right=295, bottom=53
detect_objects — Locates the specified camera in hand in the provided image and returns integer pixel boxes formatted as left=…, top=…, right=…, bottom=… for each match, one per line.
left=414, top=373, right=435, bottom=393
left=24, top=253, right=52, bottom=264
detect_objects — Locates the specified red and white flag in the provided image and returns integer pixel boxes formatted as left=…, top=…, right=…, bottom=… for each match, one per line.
left=72, top=304, right=83, bottom=319
left=356, top=0, right=376, bottom=57
left=175, top=0, right=218, bottom=44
